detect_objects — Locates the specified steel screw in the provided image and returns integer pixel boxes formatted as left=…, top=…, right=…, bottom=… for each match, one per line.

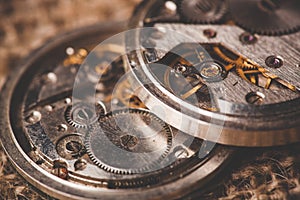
left=74, top=159, right=87, bottom=171
left=165, top=1, right=177, bottom=12
left=203, top=29, right=217, bottom=38
left=265, top=55, right=283, bottom=68
left=66, top=141, right=83, bottom=155
left=57, top=124, right=68, bottom=132
left=144, top=49, right=158, bottom=63
left=240, top=32, right=257, bottom=44
left=199, top=61, right=226, bottom=82
left=246, top=91, right=265, bottom=105
left=26, top=111, right=42, bottom=124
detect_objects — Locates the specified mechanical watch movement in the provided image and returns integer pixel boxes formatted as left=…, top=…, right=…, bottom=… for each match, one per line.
left=0, top=22, right=233, bottom=199
left=125, top=0, right=300, bottom=147
left=0, top=0, right=299, bottom=199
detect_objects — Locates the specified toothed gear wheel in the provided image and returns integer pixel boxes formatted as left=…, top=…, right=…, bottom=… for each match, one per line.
left=179, top=0, right=227, bottom=23
left=85, top=109, right=173, bottom=175
left=228, top=0, right=300, bottom=35
left=213, top=45, right=258, bottom=70
left=65, top=102, right=106, bottom=129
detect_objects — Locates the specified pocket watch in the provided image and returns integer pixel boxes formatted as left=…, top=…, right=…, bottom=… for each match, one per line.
left=0, top=21, right=233, bottom=200
left=124, top=0, right=300, bottom=147
left=0, top=0, right=299, bottom=199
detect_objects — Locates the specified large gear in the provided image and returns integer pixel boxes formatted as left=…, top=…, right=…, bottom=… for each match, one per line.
left=178, top=0, right=227, bottom=24
left=228, top=0, right=300, bottom=35
left=85, top=109, right=173, bottom=175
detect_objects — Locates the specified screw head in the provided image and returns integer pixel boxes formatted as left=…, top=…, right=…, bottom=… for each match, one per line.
left=44, top=72, right=57, bottom=84
left=246, top=91, right=265, bottom=105
left=65, top=98, right=72, bottom=104
left=240, top=32, right=257, bottom=44
left=165, top=1, right=177, bottom=12
left=26, top=111, right=42, bottom=124
left=77, top=48, right=88, bottom=58
left=57, top=124, right=68, bottom=132
left=199, top=61, right=227, bottom=82
left=144, top=49, right=158, bottom=63
left=203, top=29, right=217, bottom=38
left=265, top=55, right=283, bottom=68
left=74, top=159, right=87, bottom=171
left=44, top=105, right=53, bottom=112
left=175, top=63, right=187, bottom=73
left=66, top=140, right=83, bottom=155
left=66, top=47, right=75, bottom=55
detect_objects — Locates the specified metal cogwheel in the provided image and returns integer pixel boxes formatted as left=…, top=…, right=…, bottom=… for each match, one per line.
left=228, top=0, right=300, bottom=35
left=85, top=109, right=173, bottom=175
left=178, top=0, right=228, bottom=23
left=65, top=102, right=106, bottom=129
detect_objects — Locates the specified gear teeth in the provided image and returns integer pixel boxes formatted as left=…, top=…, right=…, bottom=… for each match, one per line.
left=84, top=109, right=173, bottom=175
left=235, top=67, right=248, bottom=82
left=240, top=59, right=259, bottom=70
left=178, top=0, right=227, bottom=24
left=213, top=45, right=258, bottom=71
left=229, top=0, right=300, bottom=36
left=65, top=106, right=88, bottom=129
left=65, top=103, right=106, bottom=129
left=235, top=22, right=300, bottom=36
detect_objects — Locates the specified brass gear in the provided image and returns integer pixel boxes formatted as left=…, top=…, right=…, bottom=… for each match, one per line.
left=212, top=44, right=298, bottom=90
left=213, top=45, right=258, bottom=70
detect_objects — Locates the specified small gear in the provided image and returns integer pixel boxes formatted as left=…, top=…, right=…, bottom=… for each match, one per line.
left=85, top=109, right=173, bottom=175
left=229, top=0, right=300, bottom=35
left=179, top=0, right=228, bottom=23
left=65, top=101, right=106, bottom=129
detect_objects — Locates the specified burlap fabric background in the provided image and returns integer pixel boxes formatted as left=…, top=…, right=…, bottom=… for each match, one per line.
left=0, top=1, right=300, bottom=199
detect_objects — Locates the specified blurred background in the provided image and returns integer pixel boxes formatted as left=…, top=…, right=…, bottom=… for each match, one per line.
left=0, top=0, right=140, bottom=87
